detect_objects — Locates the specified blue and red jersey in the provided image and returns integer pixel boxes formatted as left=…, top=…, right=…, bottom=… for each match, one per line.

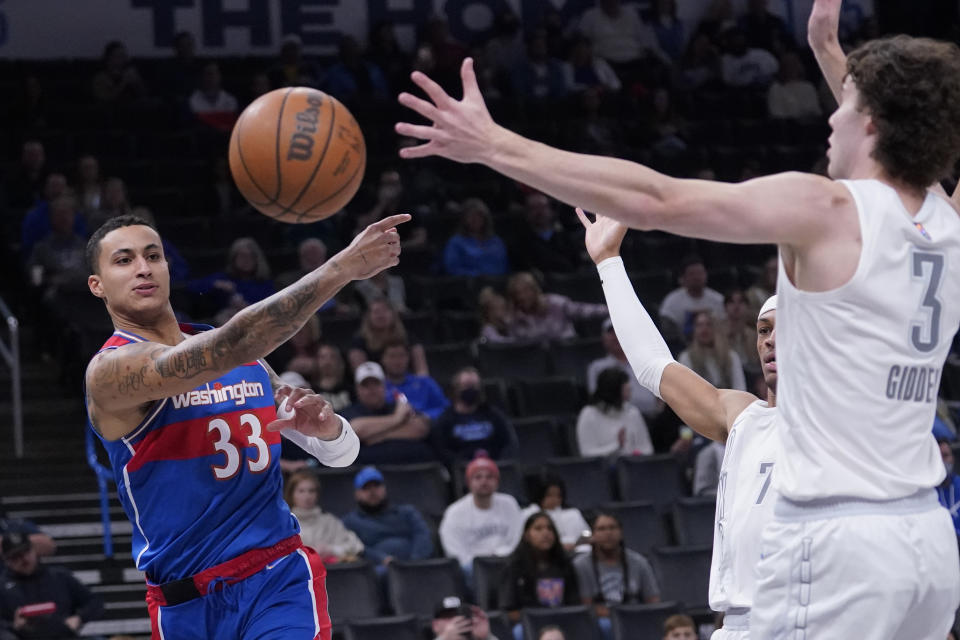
left=86, top=324, right=299, bottom=584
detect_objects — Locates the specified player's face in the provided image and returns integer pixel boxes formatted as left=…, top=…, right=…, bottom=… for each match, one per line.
left=756, top=310, right=777, bottom=393
left=468, top=469, right=498, bottom=497
left=827, top=77, right=875, bottom=180
left=89, top=225, right=170, bottom=320
left=525, top=516, right=556, bottom=551
left=292, top=479, right=318, bottom=510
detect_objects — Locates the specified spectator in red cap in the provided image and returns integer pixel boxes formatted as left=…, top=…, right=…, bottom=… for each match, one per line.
left=438, top=453, right=523, bottom=582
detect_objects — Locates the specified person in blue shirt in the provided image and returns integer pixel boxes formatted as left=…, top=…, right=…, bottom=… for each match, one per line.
left=442, top=198, right=509, bottom=276
left=381, top=340, right=449, bottom=420
left=341, top=466, right=434, bottom=576
left=20, top=174, right=87, bottom=262
left=937, top=438, right=960, bottom=544
left=187, top=237, right=275, bottom=321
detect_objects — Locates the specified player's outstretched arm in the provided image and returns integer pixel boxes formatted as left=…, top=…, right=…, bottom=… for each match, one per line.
left=87, top=215, right=409, bottom=440
left=577, top=209, right=755, bottom=442
left=397, top=60, right=850, bottom=250
left=808, top=0, right=846, bottom=104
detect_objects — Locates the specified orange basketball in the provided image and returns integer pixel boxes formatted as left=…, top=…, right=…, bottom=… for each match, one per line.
left=228, top=87, right=366, bottom=223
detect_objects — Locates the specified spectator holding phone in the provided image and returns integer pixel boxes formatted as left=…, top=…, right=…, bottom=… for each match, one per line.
left=431, top=596, right=500, bottom=640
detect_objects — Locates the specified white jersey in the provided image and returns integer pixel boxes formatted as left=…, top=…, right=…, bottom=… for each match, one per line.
left=776, top=179, right=960, bottom=501
left=709, top=401, right=778, bottom=612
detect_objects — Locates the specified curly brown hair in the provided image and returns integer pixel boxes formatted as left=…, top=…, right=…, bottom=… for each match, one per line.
left=847, top=36, right=960, bottom=189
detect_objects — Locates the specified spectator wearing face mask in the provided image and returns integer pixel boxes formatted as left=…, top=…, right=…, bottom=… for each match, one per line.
left=432, top=367, right=517, bottom=463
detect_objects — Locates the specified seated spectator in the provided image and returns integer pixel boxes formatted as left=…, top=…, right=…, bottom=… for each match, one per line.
left=506, top=272, right=607, bottom=343
left=507, top=193, right=582, bottom=273
left=649, top=0, right=687, bottom=61
left=75, top=155, right=103, bottom=216
left=433, top=367, right=516, bottom=462
left=91, top=40, right=146, bottom=104
left=510, top=29, right=567, bottom=101
left=20, top=174, right=84, bottom=262
left=442, top=198, right=509, bottom=277
left=349, top=299, right=427, bottom=375
left=189, top=62, right=239, bottom=132
left=574, top=512, right=660, bottom=634
left=500, top=513, right=580, bottom=631
left=937, top=439, right=960, bottom=544
left=323, top=35, right=389, bottom=106
left=275, top=238, right=353, bottom=314
left=746, top=255, right=778, bottom=319
left=577, top=0, right=670, bottom=71
left=354, top=269, right=408, bottom=313
left=353, top=169, right=428, bottom=249
left=679, top=32, right=721, bottom=90
left=718, top=289, right=761, bottom=380
left=27, top=194, right=89, bottom=297
left=342, top=467, right=434, bottom=574
left=571, top=88, right=622, bottom=156
left=284, top=471, right=363, bottom=563
left=739, top=0, right=793, bottom=53
left=693, top=441, right=725, bottom=496
left=577, top=367, right=654, bottom=457
left=439, top=454, right=523, bottom=579
left=381, top=340, right=449, bottom=420
left=313, top=344, right=353, bottom=413
left=188, top=237, right=276, bottom=325
left=367, top=21, right=412, bottom=94
left=0, top=511, right=55, bottom=558
left=720, top=28, right=779, bottom=88
left=678, top=311, right=747, bottom=390
left=280, top=315, right=323, bottom=378
left=342, top=362, right=435, bottom=464
left=587, top=318, right=662, bottom=420
left=477, top=287, right=514, bottom=344
left=4, top=140, right=47, bottom=211
left=662, top=614, right=697, bottom=640
left=86, top=177, right=131, bottom=231
left=157, top=30, right=201, bottom=101
left=0, top=533, right=103, bottom=639
left=484, top=9, right=524, bottom=73
left=432, top=595, right=500, bottom=640
left=538, top=627, right=565, bottom=640
left=767, top=51, right=822, bottom=120
left=269, top=34, right=321, bottom=88
left=563, top=37, right=622, bottom=94
left=658, top=255, right=725, bottom=343
left=520, top=476, right=589, bottom=552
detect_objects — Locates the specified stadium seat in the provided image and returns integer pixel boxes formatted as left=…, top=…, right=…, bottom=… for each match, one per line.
left=545, top=457, right=612, bottom=509
left=600, top=501, right=670, bottom=555
left=454, top=460, right=528, bottom=505
left=440, top=310, right=482, bottom=342
left=652, top=546, right=713, bottom=612
left=610, top=601, right=682, bottom=640
left=482, top=377, right=514, bottom=414
left=473, top=555, right=511, bottom=610
left=517, top=377, right=583, bottom=416
left=478, top=342, right=551, bottom=380
left=549, top=338, right=605, bottom=385
left=400, top=310, right=437, bottom=345
left=325, top=561, right=382, bottom=624
left=424, top=342, right=475, bottom=388
left=521, top=605, right=601, bottom=640
left=673, top=497, right=716, bottom=547
left=379, top=463, right=451, bottom=520
left=344, top=615, right=422, bottom=640
left=513, top=417, right=563, bottom=464
left=320, top=315, right=361, bottom=351
left=486, top=610, right=512, bottom=640
left=544, top=271, right=605, bottom=304
left=386, top=558, right=467, bottom=618
left=616, top=455, right=685, bottom=513
left=315, top=467, right=358, bottom=517
left=409, top=275, right=474, bottom=311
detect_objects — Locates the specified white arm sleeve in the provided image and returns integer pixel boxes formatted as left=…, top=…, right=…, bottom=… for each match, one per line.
left=280, top=414, right=360, bottom=468
left=597, top=256, right=676, bottom=399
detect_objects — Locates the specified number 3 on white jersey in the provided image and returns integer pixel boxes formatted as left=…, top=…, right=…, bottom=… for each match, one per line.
left=208, top=413, right=271, bottom=479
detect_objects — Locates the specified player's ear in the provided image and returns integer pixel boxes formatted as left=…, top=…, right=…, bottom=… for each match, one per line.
left=88, top=274, right=104, bottom=299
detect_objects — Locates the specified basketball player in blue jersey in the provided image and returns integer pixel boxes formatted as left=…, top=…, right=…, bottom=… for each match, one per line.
left=397, top=24, right=960, bottom=638
left=578, top=210, right=776, bottom=640
left=83, top=212, right=409, bottom=640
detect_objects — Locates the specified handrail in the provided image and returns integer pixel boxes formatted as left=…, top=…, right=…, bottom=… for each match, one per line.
left=85, top=427, right=114, bottom=558
left=0, top=297, right=22, bottom=458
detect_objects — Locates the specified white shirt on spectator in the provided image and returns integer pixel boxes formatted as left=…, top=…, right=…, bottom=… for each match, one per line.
left=659, top=287, right=725, bottom=333
left=578, top=6, right=668, bottom=64
left=721, top=49, right=779, bottom=87
left=563, top=57, right=622, bottom=93
left=693, top=441, right=726, bottom=496
left=576, top=403, right=654, bottom=457
left=520, top=505, right=590, bottom=548
left=586, top=355, right=661, bottom=419
left=439, top=492, right=523, bottom=567
left=189, top=89, right=238, bottom=114
left=678, top=348, right=747, bottom=391
left=767, top=80, right=823, bottom=119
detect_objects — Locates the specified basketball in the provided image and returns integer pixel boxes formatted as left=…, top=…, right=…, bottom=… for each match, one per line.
left=228, top=87, right=366, bottom=223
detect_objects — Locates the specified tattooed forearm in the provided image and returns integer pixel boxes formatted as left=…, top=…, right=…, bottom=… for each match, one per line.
left=153, top=344, right=209, bottom=379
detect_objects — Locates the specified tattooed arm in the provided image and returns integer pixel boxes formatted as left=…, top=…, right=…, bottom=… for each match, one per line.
left=86, top=215, right=409, bottom=440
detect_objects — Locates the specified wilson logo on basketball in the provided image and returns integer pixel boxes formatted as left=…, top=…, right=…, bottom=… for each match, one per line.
left=287, top=94, right=324, bottom=161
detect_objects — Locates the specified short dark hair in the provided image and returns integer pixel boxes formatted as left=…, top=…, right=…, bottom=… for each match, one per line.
left=679, top=254, right=704, bottom=275
left=847, top=36, right=960, bottom=189
left=86, top=214, right=157, bottom=274
left=592, top=366, right=629, bottom=410
left=533, top=473, right=567, bottom=508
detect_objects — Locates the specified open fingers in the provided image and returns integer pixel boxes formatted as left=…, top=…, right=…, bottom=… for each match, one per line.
left=397, top=92, right=441, bottom=123
left=575, top=207, right=592, bottom=229
left=460, top=58, right=482, bottom=102
left=372, top=213, right=412, bottom=231
left=395, top=122, right=442, bottom=142
left=398, top=141, right=439, bottom=160
left=410, top=70, right=452, bottom=107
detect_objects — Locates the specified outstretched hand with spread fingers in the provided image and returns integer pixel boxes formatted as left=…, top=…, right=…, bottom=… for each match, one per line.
left=396, top=58, right=504, bottom=164
left=576, top=207, right=629, bottom=265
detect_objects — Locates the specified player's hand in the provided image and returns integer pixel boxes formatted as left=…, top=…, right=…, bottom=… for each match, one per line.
left=396, top=58, right=504, bottom=165
left=576, top=207, right=629, bottom=264
left=336, top=214, right=409, bottom=280
left=808, top=0, right=842, bottom=49
left=267, top=384, right=341, bottom=440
